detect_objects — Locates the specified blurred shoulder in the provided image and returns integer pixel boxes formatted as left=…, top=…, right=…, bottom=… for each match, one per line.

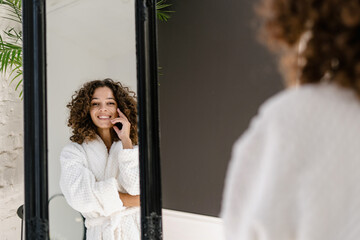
left=258, top=82, right=358, bottom=119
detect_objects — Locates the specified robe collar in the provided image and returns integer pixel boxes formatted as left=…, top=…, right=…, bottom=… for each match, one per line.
left=82, top=134, right=123, bottom=181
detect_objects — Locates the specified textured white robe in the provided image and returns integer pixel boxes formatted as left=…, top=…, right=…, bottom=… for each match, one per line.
left=60, top=135, right=140, bottom=240
left=222, top=83, right=360, bottom=240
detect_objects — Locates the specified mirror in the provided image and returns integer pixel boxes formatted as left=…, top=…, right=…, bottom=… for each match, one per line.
left=23, top=0, right=162, bottom=238
left=46, top=0, right=139, bottom=239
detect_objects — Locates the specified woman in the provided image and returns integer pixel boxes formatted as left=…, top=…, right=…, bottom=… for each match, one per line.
left=60, top=78, right=140, bottom=240
left=222, top=0, right=360, bottom=239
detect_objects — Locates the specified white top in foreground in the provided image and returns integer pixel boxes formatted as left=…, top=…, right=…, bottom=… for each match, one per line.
left=222, top=82, right=360, bottom=240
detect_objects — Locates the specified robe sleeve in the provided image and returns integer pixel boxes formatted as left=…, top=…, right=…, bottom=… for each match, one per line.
left=221, top=113, right=269, bottom=240
left=59, top=143, right=124, bottom=217
left=116, top=145, right=140, bottom=196
left=221, top=100, right=300, bottom=240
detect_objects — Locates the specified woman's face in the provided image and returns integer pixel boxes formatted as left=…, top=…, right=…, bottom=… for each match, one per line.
left=90, top=87, right=118, bottom=130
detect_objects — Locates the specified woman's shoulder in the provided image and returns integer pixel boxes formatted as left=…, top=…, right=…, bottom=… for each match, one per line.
left=258, top=82, right=358, bottom=119
left=60, top=141, right=86, bottom=156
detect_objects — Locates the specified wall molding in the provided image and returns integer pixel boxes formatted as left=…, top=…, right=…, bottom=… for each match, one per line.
left=162, top=209, right=224, bottom=240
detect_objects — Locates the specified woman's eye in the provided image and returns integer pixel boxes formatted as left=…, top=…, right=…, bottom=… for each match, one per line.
left=91, top=103, right=99, bottom=106
left=108, top=102, right=115, bottom=105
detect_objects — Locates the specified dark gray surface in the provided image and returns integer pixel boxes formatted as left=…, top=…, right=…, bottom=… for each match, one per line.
left=158, top=0, right=283, bottom=217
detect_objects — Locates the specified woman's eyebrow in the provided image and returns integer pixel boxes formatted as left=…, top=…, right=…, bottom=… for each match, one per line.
left=91, top=97, right=115, bottom=100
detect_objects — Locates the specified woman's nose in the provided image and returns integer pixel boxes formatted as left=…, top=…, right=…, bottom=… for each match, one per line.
left=99, top=104, right=108, bottom=111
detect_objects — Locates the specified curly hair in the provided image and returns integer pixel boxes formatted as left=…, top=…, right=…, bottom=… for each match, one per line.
left=67, top=78, right=138, bottom=145
left=256, top=0, right=360, bottom=94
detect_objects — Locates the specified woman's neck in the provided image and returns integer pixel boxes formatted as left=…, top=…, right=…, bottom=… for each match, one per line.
left=97, top=129, right=113, bottom=151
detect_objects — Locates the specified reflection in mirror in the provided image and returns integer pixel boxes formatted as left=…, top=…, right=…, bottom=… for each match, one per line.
left=49, top=194, right=85, bottom=239
left=46, top=0, right=139, bottom=239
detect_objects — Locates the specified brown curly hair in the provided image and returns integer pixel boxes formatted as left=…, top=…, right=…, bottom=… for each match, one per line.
left=67, top=78, right=138, bottom=145
left=256, top=0, right=360, bottom=94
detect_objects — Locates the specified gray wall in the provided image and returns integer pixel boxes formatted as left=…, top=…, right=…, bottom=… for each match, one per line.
left=158, top=0, right=283, bottom=217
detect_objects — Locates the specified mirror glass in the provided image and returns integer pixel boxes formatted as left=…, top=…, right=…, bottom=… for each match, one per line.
left=46, top=0, right=139, bottom=239
left=49, top=194, right=85, bottom=239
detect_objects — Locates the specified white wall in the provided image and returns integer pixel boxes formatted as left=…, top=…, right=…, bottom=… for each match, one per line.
left=163, top=209, right=224, bottom=240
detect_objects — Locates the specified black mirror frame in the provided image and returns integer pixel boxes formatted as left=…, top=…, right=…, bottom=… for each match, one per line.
left=23, top=0, right=163, bottom=239
left=136, top=0, right=163, bottom=239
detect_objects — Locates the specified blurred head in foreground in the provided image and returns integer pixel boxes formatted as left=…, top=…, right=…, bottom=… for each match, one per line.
left=257, top=0, right=360, bottom=94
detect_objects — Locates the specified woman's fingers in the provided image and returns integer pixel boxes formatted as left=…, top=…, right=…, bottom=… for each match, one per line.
left=112, top=109, right=131, bottom=140
left=117, top=108, right=128, bottom=120
left=110, top=118, right=125, bottom=124
left=113, top=125, right=119, bottom=132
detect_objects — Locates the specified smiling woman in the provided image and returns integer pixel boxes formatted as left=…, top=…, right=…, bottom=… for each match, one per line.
left=60, top=79, right=140, bottom=240
left=66, top=79, right=138, bottom=147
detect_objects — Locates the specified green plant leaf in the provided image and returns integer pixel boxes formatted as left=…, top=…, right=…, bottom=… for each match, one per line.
left=156, top=0, right=174, bottom=22
left=9, top=48, right=16, bottom=67
left=1, top=50, right=10, bottom=72
left=0, top=0, right=23, bottom=99
left=10, top=70, right=21, bottom=85
left=157, top=4, right=172, bottom=9
left=8, top=64, right=20, bottom=77
left=14, top=77, right=21, bottom=90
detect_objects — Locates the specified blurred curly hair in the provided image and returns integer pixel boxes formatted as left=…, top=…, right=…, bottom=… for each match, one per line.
left=67, top=78, right=138, bottom=145
left=256, top=0, right=360, bottom=94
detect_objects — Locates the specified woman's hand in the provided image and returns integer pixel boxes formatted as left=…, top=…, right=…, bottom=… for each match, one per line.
left=111, top=108, right=133, bottom=149
left=119, top=192, right=140, bottom=207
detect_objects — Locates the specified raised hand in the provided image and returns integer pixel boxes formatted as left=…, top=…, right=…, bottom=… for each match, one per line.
left=111, top=108, right=133, bottom=149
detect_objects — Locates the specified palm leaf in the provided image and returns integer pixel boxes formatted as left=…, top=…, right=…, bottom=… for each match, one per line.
left=157, top=4, right=172, bottom=9
left=1, top=49, right=11, bottom=72
left=4, top=27, right=22, bottom=40
left=0, top=0, right=23, bottom=98
left=14, top=76, right=21, bottom=90
left=0, top=0, right=21, bottom=22
left=8, top=64, right=21, bottom=77
left=0, top=48, right=19, bottom=72
left=10, top=70, right=21, bottom=85
left=156, top=0, right=174, bottom=22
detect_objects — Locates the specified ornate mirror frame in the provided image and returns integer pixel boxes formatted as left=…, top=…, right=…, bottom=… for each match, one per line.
left=22, top=0, right=162, bottom=239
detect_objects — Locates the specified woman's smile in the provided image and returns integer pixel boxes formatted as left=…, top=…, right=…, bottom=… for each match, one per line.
left=98, top=115, right=112, bottom=119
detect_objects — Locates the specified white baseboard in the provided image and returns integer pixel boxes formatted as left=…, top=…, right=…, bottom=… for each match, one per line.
left=162, top=209, right=224, bottom=240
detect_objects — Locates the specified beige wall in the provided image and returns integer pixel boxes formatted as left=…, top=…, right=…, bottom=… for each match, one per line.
left=0, top=69, right=24, bottom=240
left=0, top=5, right=24, bottom=238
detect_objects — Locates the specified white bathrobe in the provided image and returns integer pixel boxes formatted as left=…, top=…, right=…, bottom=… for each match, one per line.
left=60, top=135, right=140, bottom=240
left=222, top=82, right=360, bottom=240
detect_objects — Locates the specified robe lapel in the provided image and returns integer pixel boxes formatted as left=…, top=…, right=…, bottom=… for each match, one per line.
left=82, top=135, right=109, bottom=181
left=105, top=140, right=123, bottom=180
